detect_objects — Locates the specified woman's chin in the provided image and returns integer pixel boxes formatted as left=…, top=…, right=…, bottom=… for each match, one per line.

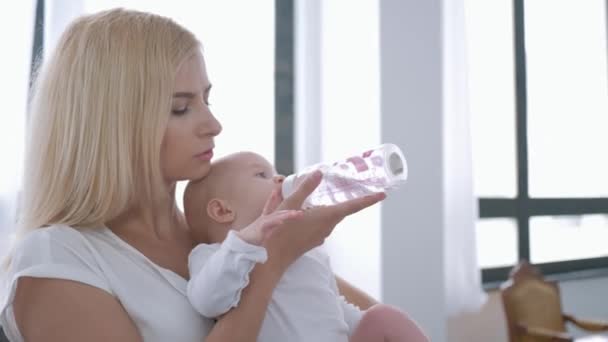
left=191, top=164, right=212, bottom=181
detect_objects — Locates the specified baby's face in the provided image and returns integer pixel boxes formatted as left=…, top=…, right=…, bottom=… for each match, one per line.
left=215, top=152, right=285, bottom=228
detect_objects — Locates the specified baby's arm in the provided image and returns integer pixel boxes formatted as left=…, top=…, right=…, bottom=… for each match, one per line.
left=187, top=187, right=302, bottom=318
left=187, top=231, right=268, bottom=318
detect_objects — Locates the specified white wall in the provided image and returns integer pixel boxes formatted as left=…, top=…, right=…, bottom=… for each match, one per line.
left=379, top=0, right=446, bottom=341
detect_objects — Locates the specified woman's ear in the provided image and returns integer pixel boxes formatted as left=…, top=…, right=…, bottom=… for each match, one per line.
left=207, top=199, right=236, bottom=224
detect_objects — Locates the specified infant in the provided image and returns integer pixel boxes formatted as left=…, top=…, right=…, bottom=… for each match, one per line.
left=183, top=151, right=429, bottom=342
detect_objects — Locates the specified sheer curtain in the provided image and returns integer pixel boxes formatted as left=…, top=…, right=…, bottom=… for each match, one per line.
left=443, top=0, right=487, bottom=315
left=295, top=0, right=487, bottom=310
left=295, top=0, right=382, bottom=299
left=0, top=0, right=36, bottom=264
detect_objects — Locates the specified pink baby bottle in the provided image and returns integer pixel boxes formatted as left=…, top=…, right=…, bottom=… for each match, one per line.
left=281, top=143, right=408, bottom=208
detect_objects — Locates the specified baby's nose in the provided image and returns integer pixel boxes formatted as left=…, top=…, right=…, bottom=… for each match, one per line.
left=273, top=175, right=285, bottom=184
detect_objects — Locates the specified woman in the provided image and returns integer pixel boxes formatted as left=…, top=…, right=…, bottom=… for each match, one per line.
left=0, top=8, right=384, bottom=342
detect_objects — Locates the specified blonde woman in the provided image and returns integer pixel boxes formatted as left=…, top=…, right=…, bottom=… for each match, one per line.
left=0, top=8, right=384, bottom=342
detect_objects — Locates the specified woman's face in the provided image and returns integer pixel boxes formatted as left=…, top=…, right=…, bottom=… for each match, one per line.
left=161, top=52, right=222, bottom=183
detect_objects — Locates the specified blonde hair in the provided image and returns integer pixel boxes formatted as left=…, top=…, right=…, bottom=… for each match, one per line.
left=17, top=8, right=200, bottom=235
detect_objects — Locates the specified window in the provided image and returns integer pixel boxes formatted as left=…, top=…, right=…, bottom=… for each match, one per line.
left=0, top=0, right=37, bottom=260
left=468, top=0, right=608, bottom=282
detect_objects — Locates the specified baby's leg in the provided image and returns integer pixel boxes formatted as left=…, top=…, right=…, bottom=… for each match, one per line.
left=350, top=304, right=429, bottom=342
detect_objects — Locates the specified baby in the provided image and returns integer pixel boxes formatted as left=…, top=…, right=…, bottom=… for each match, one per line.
left=183, top=151, right=429, bottom=342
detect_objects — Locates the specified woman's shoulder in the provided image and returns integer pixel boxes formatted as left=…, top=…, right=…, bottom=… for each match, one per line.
left=13, top=224, right=106, bottom=261
left=7, top=224, right=114, bottom=293
left=17, top=223, right=92, bottom=242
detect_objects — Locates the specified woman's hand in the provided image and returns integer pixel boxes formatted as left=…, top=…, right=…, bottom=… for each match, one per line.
left=264, top=170, right=386, bottom=271
left=235, top=189, right=303, bottom=246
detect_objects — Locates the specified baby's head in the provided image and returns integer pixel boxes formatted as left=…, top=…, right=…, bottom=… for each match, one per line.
left=183, top=151, right=285, bottom=244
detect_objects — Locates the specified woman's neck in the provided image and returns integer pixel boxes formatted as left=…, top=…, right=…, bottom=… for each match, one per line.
left=107, top=183, right=187, bottom=240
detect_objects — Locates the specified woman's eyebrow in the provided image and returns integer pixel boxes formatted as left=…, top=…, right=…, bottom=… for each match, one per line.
left=173, top=84, right=212, bottom=98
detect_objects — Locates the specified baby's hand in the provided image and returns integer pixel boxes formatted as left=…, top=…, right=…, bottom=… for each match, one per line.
left=236, top=187, right=303, bottom=246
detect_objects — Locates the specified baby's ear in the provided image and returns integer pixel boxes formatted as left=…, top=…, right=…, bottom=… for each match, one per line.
left=207, top=199, right=236, bottom=224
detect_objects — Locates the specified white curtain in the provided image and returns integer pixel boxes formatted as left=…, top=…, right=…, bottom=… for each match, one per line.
left=0, top=0, right=82, bottom=265
left=295, top=0, right=488, bottom=310
left=443, top=0, right=487, bottom=315
left=0, top=0, right=36, bottom=264
left=294, top=0, right=383, bottom=300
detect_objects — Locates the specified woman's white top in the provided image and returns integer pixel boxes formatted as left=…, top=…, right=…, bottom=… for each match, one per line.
left=187, top=231, right=363, bottom=342
left=0, top=224, right=212, bottom=342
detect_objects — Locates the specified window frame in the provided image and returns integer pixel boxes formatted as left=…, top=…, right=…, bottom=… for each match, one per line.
left=479, top=0, right=608, bottom=284
left=30, top=0, right=44, bottom=90
left=274, top=0, right=295, bottom=175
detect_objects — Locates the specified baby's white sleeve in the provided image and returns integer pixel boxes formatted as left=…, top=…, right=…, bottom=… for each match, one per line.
left=327, top=270, right=364, bottom=334
left=186, top=231, right=267, bottom=318
left=339, top=295, right=365, bottom=334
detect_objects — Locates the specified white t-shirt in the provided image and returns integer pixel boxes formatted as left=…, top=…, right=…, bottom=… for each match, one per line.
left=0, top=225, right=212, bottom=342
left=187, top=231, right=364, bottom=342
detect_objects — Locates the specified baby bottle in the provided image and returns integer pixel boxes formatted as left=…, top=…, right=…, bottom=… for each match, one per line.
left=281, top=143, right=408, bottom=208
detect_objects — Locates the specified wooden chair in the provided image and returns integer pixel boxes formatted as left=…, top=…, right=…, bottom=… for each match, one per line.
left=501, top=261, right=608, bottom=342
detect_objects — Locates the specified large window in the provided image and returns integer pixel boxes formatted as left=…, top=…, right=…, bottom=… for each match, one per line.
left=468, top=0, right=608, bottom=282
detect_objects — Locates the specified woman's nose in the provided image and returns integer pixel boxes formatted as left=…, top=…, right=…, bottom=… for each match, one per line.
left=273, top=175, right=285, bottom=184
left=207, top=114, right=222, bottom=136
left=198, top=113, right=223, bottom=137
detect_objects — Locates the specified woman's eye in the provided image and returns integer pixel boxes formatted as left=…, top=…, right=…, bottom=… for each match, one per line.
left=172, top=107, right=189, bottom=115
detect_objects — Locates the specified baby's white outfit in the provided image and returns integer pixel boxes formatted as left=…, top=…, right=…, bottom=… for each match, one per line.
left=187, top=231, right=363, bottom=342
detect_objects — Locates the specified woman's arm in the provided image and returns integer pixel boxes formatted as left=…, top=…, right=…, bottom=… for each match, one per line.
left=13, top=278, right=142, bottom=342
left=335, top=275, right=378, bottom=310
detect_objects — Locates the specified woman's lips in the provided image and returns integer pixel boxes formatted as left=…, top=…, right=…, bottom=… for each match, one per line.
left=195, top=149, right=214, bottom=161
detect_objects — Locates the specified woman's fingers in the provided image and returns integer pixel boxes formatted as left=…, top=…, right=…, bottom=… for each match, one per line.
left=263, top=188, right=283, bottom=215
left=238, top=210, right=303, bottom=245
left=335, top=192, right=386, bottom=218
left=260, top=210, right=303, bottom=236
left=263, top=187, right=386, bottom=266
left=280, top=171, right=323, bottom=210
left=268, top=210, right=303, bottom=223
